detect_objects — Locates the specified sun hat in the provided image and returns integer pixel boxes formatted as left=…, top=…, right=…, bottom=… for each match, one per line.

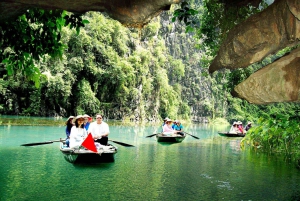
left=65, top=116, right=75, bottom=125
left=165, top=118, right=173, bottom=122
left=164, top=117, right=169, bottom=121
left=83, top=114, right=90, bottom=118
left=74, top=115, right=84, bottom=122
left=233, top=121, right=238, bottom=125
left=248, top=121, right=252, bottom=124
left=237, top=121, right=243, bottom=124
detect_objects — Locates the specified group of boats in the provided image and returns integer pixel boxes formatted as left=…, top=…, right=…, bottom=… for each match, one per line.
left=59, top=132, right=188, bottom=163
left=22, top=123, right=246, bottom=164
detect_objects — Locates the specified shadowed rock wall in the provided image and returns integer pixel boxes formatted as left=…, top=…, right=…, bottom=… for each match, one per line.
left=233, top=47, right=300, bottom=104
left=0, top=0, right=180, bottom=27
left=209, top=0, right=300, bottom=104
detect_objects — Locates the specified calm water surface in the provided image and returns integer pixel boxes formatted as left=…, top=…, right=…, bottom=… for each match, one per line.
left=0, top=117, right=300, bottom=201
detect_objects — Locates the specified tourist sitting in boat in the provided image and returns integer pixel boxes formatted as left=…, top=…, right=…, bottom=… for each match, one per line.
left=83, top=114, right=91, bottom=130
left=237, top=121, right=245, bottom=134
left=173, top=120, right=184, bottom=136
left=244, top=121, right=252, bottom=131
left=88, top=114, right=110, bottom=145
left=229, top=122, right=240, bottom=134
left=65, top=115, right=74, bottom=147
left=69, top=115, right=88, bottom=149
left=162, top=118, right=181, bottom=136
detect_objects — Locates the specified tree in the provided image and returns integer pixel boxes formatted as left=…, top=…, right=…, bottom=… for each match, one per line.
left=0, top=8, right=87, bottom=87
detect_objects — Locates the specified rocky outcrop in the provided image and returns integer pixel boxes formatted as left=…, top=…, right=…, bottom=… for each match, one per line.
left=209, top=0, right=300, bottom=104
left=0, top=0, right=180, bottom=27
left=233, top=47, right=300, bottom=104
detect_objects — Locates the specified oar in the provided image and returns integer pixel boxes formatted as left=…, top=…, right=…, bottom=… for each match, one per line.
left=146, top=133, right=160, bottom=138
left=183, top=132, right=200, bottom=139
left=21, top=139, right=64, bottom=146
left=108, top=140, right=134, bottom=147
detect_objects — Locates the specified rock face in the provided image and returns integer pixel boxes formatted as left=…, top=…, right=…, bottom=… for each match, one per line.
left=209, top=0, right=300, bottom=104
left=233, top=47, right=300, bottom=104
left=0, top=0, right=180, bottom=27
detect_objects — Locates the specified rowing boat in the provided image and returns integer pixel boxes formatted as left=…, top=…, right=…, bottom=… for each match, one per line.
left=156, top=133, right=186, bottom=143
left=218, top=132, right=245, bottom=137
left=60, top=142, right=118, bottom=163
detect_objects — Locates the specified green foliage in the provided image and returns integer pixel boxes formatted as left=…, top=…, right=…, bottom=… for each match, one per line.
left=196, top=0, right=265, bottom=57
left=243, top=112, right=300, bottom=157
left=172, top=1, right=199, bottom=33
left=0, top=9, right=87, bottom=87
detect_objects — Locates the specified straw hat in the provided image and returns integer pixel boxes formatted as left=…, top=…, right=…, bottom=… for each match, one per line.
left=233, top=121, right=238, bottom=125
left=65, top=116, right=75, bottom=125
left=237, top=121, right=243, bottom=124
left=83, top=114, right=90, bottom=118
left=73, top=115, right=84, bottom=122
left=247, top=121, right=252, bottom=125
left=165, top=118, right=173, bottom=122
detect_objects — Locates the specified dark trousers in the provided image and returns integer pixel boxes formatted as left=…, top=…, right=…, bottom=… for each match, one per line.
left=95, top=137, right=108, bottom=145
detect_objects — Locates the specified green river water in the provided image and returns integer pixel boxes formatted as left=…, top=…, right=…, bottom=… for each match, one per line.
left=0, top=116, right=299, bottom=201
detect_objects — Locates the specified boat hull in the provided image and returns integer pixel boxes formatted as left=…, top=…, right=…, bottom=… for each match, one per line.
left=218, top=132, right=245, bottom=137
left=156, top=133, right=186, bottom=143
left=60, top=143, right=117, bottom=164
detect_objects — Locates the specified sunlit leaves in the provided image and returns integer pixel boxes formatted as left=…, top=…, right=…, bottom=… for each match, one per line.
left=0, top=8, right=88, bottom=86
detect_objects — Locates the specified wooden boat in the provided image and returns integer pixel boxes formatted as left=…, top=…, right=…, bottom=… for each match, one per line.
left=156, top=133, right=186, bottom=143
left=59, top=142, right=118, bottom=164
left=218, top=132, right=245, bottom=137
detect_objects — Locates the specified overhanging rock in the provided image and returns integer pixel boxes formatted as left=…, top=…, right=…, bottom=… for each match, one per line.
left=209, top=0, right=300, bottom=104
left=0, top=0, right=181, bottom=27
left=232, top=47, right=300, bottom=104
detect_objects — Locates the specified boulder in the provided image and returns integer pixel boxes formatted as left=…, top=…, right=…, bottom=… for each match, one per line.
left=209, top=0, right=300, bottom=104
left=233, top=47, right=300, bottom=104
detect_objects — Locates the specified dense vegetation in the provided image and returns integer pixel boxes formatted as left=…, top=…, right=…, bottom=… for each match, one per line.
left=0, top=1, right=299, bottom=163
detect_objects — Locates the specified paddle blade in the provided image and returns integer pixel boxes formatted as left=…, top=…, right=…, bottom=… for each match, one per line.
left=21, top=141, right=54, bottom=146
left=184, top=132, right=200, bottom=139
left=146, top=133, right=158, bottom=138
left=109, top=140, right=134, bottom=147
left=81, top=133, right=97, bottom=153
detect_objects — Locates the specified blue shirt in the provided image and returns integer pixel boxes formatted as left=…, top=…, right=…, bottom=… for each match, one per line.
left=85, top=122, right=90, bottom=130
left=174, top=124, right=183, bottom=131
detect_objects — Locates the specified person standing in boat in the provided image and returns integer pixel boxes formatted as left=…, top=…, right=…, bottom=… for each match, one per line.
left=173, top=120, right=184, bottom=136
left=88, top=114, right=109, bottom=145
left=69, top=115, right=88, bottom=149
left=65, top=115, right=75, bottom=147
left=244, top=121, right=252, bottom=132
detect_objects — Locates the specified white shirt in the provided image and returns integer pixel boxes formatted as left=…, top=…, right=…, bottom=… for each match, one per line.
left=69, top=126, right=87, bottom=148
left=88, top=121, right=110, bottom=139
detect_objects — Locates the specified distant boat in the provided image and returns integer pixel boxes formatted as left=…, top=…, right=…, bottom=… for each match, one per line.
left=156, top=133, right=186, bottom=143
left=218, top=132, right=245, bottom=137
left=60, top=142, right=118, bottom=163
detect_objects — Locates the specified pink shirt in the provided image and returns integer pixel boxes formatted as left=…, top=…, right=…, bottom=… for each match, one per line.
left=163, top=124, right=174, bottom=132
